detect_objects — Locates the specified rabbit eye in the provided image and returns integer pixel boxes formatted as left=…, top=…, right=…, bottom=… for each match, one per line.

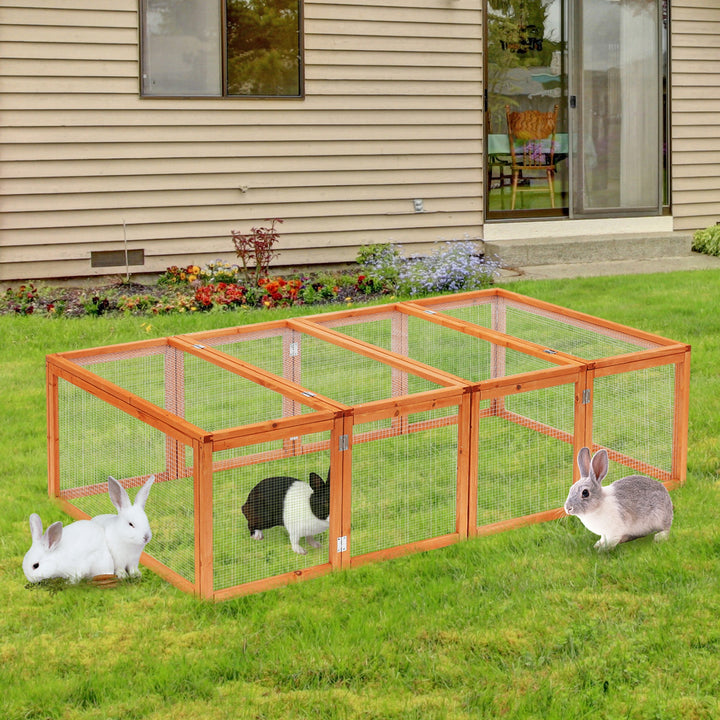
left=581, top=489, right=590, bottom=498
left=33, top=562, right=40, bottom=569
left=128, top=521, right=135, bottom=528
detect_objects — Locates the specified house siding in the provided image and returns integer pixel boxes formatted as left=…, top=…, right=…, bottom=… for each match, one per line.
left=0, top=0, right=485, bottom=281
left=671, top=0, right=720, bottom=232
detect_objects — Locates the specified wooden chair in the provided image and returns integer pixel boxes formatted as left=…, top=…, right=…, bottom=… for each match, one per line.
left=505, top=104, right=559, bottom=210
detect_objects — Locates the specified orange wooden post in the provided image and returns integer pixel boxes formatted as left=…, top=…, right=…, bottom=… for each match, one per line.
left=194, top=436, right=214, bottom=599
left=455, top=388, right=474, bottom=538
left=466, top=388, right=482, bottom=536
left=46, top=360, right=61, bottom=499
left=673, top=347, right=691, bottom=485
left=328, top=412, right=353, bottom=571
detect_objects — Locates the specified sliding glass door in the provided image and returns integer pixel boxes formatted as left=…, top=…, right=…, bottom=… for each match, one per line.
left=570, top=0, right=662, bottom=215
left=485, top=0, right=665, bottom=219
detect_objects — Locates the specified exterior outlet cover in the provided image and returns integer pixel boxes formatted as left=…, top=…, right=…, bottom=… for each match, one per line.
left=413, top=199, right=424, bottom=212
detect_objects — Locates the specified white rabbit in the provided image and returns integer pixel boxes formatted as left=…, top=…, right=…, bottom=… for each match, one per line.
left=92, top=475, right=154, bottom=578
left=564, top=447, right=673, bottom=550
left=23, top=513, right=115, bottom=583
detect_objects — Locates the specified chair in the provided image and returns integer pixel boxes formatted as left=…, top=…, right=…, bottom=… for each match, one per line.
left=505, top=104, right=559, bottom=210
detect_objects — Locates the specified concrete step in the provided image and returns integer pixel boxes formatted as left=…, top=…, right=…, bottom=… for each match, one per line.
left=496, top=252, right=720, bottom=282
left=484, top=231, right=694, bottom=269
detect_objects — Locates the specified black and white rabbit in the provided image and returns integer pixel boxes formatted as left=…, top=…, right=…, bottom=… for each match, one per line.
left=242, top=469, right=330, bottom=555
left=564, top=447, right=673, bottom=550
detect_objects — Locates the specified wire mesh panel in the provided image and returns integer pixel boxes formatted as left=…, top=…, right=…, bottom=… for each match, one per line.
left=213, top=437, right=332, bottom=592
left=56, top=374, right=197, bottom=586
left=412, top=290, right=667, bottom=359
left=184, top=322, right=448, bottom=406
left=313, top=306, right=568, bottom=383
left=475, top=383, right=577, bottom=529
left=57, top=377, right=169, bottom=492
left=349, top=403, right=465, bottom=561
left=592, top=364, right=676, bottom=480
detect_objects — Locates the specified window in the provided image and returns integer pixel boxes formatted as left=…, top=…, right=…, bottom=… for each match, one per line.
left=141, top=0, right=303, bottom=98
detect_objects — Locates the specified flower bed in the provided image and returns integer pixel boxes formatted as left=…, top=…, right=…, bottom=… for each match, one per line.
left=1, top=240, right=502, bottom=318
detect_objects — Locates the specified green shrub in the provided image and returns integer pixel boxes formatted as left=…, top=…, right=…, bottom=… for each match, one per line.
left=692, top=224, right=720, bottom=256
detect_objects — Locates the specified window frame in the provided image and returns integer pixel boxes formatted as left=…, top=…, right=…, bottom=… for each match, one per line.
left=139, top=0, right=305, bottom=100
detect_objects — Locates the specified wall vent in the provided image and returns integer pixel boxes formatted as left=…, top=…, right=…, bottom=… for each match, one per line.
left=90, top=249, right=145, bottom=268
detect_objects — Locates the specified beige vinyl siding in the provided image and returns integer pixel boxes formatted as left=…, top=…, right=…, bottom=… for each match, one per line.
left=0, top=0, right=484, bottom=281
left=671, top=0, right=720, bottom=231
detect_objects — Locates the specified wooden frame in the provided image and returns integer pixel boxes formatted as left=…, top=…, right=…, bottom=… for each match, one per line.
left=46, top=290, right=690, bottom=600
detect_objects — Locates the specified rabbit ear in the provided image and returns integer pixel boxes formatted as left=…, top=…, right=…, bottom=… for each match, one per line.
left=134, top=475, right=155, bottom=509
left=107, top=476, right=131, bottom=512
left=591, top=449, right=609, bottom=483
left=309, top=472, right=325, bottom=492
left=29, top=513, right=44, bottom=541
left=45, top=521, right=63, bottom=551
left=577, top=447, right=592, bottom=478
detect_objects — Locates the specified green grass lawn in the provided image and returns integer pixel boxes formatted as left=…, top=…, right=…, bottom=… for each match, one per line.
left=2, top=270, right=720, bottom=719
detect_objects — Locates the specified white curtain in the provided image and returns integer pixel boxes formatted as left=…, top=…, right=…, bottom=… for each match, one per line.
left=579, top=0, right=660, bottom=212
left=619, top=0, right=660, bottom=208
left=142, top=0, right=221, bottom=96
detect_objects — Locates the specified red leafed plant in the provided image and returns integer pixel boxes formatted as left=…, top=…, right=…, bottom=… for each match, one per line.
left=231, top=219, right=283, bottom=287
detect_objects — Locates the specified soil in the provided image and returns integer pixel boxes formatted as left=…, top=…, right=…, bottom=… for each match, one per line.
left=1, top=278, right=380, bottom=318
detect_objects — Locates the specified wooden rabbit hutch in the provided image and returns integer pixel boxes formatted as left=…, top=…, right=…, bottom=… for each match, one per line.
left=46, top=289, right=690, bottom=600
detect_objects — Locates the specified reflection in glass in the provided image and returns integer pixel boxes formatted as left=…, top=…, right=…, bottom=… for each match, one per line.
left=142, top=0, right=301, bottom=97
left=226, top=0, right=301, bottom=96
left=486, top=0, right=566, bottom=214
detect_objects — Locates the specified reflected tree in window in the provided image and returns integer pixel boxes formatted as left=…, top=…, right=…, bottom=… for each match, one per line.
left=226, top=0, right=301, bottom=96
left=487, top=0, right=557, bottom=129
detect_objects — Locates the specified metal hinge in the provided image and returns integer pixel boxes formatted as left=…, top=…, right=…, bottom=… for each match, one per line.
left=289, top=342, right=299, bottom=357
left=339, top=434, right=349, bottom=451
left=337, top=536, right=348, bottom=553
left=582, top=389, right=591, bottom=404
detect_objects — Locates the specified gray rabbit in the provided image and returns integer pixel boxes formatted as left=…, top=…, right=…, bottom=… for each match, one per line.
left=564, top=447, right=673, bottom=550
